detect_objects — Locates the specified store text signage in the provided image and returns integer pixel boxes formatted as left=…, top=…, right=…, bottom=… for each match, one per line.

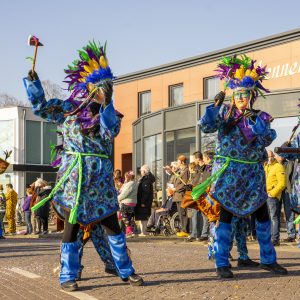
left=258, top=60, right=300, bottom=80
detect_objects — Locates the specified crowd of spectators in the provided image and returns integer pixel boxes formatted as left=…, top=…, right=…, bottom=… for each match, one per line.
left=0, top=147, right=298, bottom=243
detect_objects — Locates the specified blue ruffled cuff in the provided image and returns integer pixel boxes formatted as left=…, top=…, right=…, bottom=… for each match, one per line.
left=23, top=78, right=45, bottom=101
left=249, top=116, right=267, bottom=135
left=198, top=104, right=221, bottom=125
left=100, top=102, right=118, bottom=129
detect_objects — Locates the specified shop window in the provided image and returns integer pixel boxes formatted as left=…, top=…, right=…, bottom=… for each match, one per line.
left=26, top=121, right=41, bottom=164
left=165, top=127, right=195, bottom=165
left=0, top=120, right=14, bottom=163
left=138, top=91, right=151, bottom=117
left=169, top=84, right=183, bottom=107
left=43, top=122, right=58, bottom=164
left=42, top=172, right=57, bottom=186
left=143, top=134, right=162, bottom=191
left=135, top=140, right=142, bottom=175
left=201, top=131, right=217, bottom=152
left=25, top=172, right=41, bottom=188
left=0, top=173, right=13, bottom=188
left=267, top=117, right=299, bottom=149
left=204, top=76, right=220, bottom=100
left=26, top=120, right=58, bottom=165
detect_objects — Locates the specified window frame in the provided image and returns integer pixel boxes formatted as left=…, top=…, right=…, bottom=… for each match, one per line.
left=138, top=90, right=151, bottom=117
left=168, top=83, right=184, bottom=107
left=203, top=76, right=220, bottom=100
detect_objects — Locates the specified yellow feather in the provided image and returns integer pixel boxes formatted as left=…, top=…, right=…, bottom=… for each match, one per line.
left=83, top=65, right=93, bottom=73
left=88, top=59, right=99, bottom=71
left=245, top=69, right=252, bottom=76
left=99, top=56, right=108, bottom=68
left=249, top=69, right=259, bottom=81
left=78, top=78, right=86, bottom=83
left=80, top=71, right=89, bottom=78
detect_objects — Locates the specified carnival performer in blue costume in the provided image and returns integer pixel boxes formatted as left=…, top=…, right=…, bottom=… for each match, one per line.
left=23, top=41, right=144, bottom=291
left=193, top=54, right=288, bottom=278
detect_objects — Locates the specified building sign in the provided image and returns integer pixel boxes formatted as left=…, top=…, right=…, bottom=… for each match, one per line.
left=258, top=60, right=300, bottom=79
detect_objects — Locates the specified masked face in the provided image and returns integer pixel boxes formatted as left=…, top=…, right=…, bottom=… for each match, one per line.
left=233, top=90, right=251, bottom=111
left=87, top=83, right=104, bottom=104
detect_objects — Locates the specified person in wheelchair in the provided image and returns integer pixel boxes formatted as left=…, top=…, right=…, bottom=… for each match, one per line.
left=146, top=193, right=173, bottom=232
left=146, top=162, right=177, bottom=233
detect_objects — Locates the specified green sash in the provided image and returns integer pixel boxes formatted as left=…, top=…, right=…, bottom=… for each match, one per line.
left=191, top=155, right=259, bottom=200
left=31, top=151, right=109, bottom=224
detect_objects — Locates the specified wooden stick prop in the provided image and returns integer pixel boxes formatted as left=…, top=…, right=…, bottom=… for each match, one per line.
left=27, top=35, right=43, bottom=73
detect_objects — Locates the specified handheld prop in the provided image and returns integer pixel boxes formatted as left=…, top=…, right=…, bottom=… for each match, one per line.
left=27, top=35, right=43, bottom=73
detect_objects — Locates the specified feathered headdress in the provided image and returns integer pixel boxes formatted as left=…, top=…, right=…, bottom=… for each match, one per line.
left=64, top=40, right=115, bottom=100
left=215, top=54, right=269, bottom=99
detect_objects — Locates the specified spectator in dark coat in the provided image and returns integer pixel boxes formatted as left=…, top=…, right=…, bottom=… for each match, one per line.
left=135, top=165, right=155, bottom=236
left=33, top=178, right=52, bottom=235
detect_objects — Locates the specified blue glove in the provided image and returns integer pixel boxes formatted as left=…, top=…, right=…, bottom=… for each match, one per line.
left=249, top=116, right=267, bottom=135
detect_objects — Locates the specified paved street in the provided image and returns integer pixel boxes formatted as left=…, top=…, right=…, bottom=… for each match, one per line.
left=0, top=237, right=300, bottom=300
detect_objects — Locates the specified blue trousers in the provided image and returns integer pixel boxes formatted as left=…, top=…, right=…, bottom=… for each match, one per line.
left=280, top=191, right=296, bottom=239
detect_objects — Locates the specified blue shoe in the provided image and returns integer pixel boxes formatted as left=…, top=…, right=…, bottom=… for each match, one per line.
left=214, top=222, right=232, bottom=269
left=255, top=220, right=276, bottom=265
left=60, top=242, right=80, bottom=290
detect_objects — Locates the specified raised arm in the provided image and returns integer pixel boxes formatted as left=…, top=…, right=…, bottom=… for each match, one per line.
left=99, top=103, right=122, bottom=138
left=199, top=91, right=227, bottom=133
left=23, top=72, right=76, bottom=124
left=249, top=112, right=277, bottom=147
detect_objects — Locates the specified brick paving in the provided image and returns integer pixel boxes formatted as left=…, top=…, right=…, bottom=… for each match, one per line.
left=0, top=237, right=300, bottom=299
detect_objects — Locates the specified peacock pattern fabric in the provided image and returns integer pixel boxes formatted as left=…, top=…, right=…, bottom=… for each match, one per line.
left=230, top=217, right=249, bottom=260
left=77, top=223, right=116, bottom=271
left=199, top=103, right=276, bottom=217
left=23, top=78, right=121, bottom=225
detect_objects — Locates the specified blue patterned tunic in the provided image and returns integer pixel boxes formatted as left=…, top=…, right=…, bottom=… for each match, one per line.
left=23, top=78, right=121, bottom=225
left=199, top=104, right=276, bottom=216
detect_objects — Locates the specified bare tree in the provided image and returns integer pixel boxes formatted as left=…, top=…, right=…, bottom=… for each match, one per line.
left=0, top=93, right=28, bottom=107
left=41, top=80, right=66, bottom=100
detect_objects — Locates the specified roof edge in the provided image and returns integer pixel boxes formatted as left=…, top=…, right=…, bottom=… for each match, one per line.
left=115, top=28, right=300, bottom=85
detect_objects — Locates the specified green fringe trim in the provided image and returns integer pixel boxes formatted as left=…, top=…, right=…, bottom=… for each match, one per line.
left=32, top=151, right=109, bottom=225
left=191, top=155, right=258, bottom=201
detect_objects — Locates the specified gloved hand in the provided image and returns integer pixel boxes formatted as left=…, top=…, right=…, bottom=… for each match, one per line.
left=250, top=116, right=267, bottom=135
left=101, top=79, right=113, bottom=106
left=28, top=70, right=39, bottom=81
left=243, top=109, right=258, bottom=123
left=214, top=91, right=225, bottom=107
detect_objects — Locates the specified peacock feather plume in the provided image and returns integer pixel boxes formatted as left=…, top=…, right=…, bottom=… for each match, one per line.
left=64, top=40, right=115, bottom=100
left=215, top=54, right=269, bottom=99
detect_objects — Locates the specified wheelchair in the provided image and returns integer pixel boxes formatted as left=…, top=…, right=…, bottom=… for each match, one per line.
left=149, top=203, right=181, bottom=237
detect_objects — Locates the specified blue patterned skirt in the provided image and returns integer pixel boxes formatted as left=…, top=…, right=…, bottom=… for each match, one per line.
left=210, top=157, right=267, bottom=216
left=53, top=153, right=119, bottom=225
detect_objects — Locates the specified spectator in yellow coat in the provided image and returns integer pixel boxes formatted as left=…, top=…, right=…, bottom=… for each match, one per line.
left=265, top=150, right=286, bottom=246
left=5, top=183, right=18, bottom=234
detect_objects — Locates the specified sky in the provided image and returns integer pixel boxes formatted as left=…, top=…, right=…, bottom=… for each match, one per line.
left=1, top=0, right=300, bottom=101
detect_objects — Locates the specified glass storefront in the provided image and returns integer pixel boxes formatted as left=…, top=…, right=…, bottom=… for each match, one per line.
left=0, top=120, right=14, bottom=163
left=166, top=127, right=196, bottom=164
left=135, top=140, right=141, bottom=175
left=144, top=134, right=162, bottom=191
left=268, top=117, right=299, bottom=150
left=26, top=120, right=57, bottom=164
left=43, top=122, right=58, bottom=164
left=26, top=120, right=41, bottom=164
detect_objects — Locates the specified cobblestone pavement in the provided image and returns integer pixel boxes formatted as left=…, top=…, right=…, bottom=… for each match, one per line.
left=0, top=237, right=300, bottom=300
